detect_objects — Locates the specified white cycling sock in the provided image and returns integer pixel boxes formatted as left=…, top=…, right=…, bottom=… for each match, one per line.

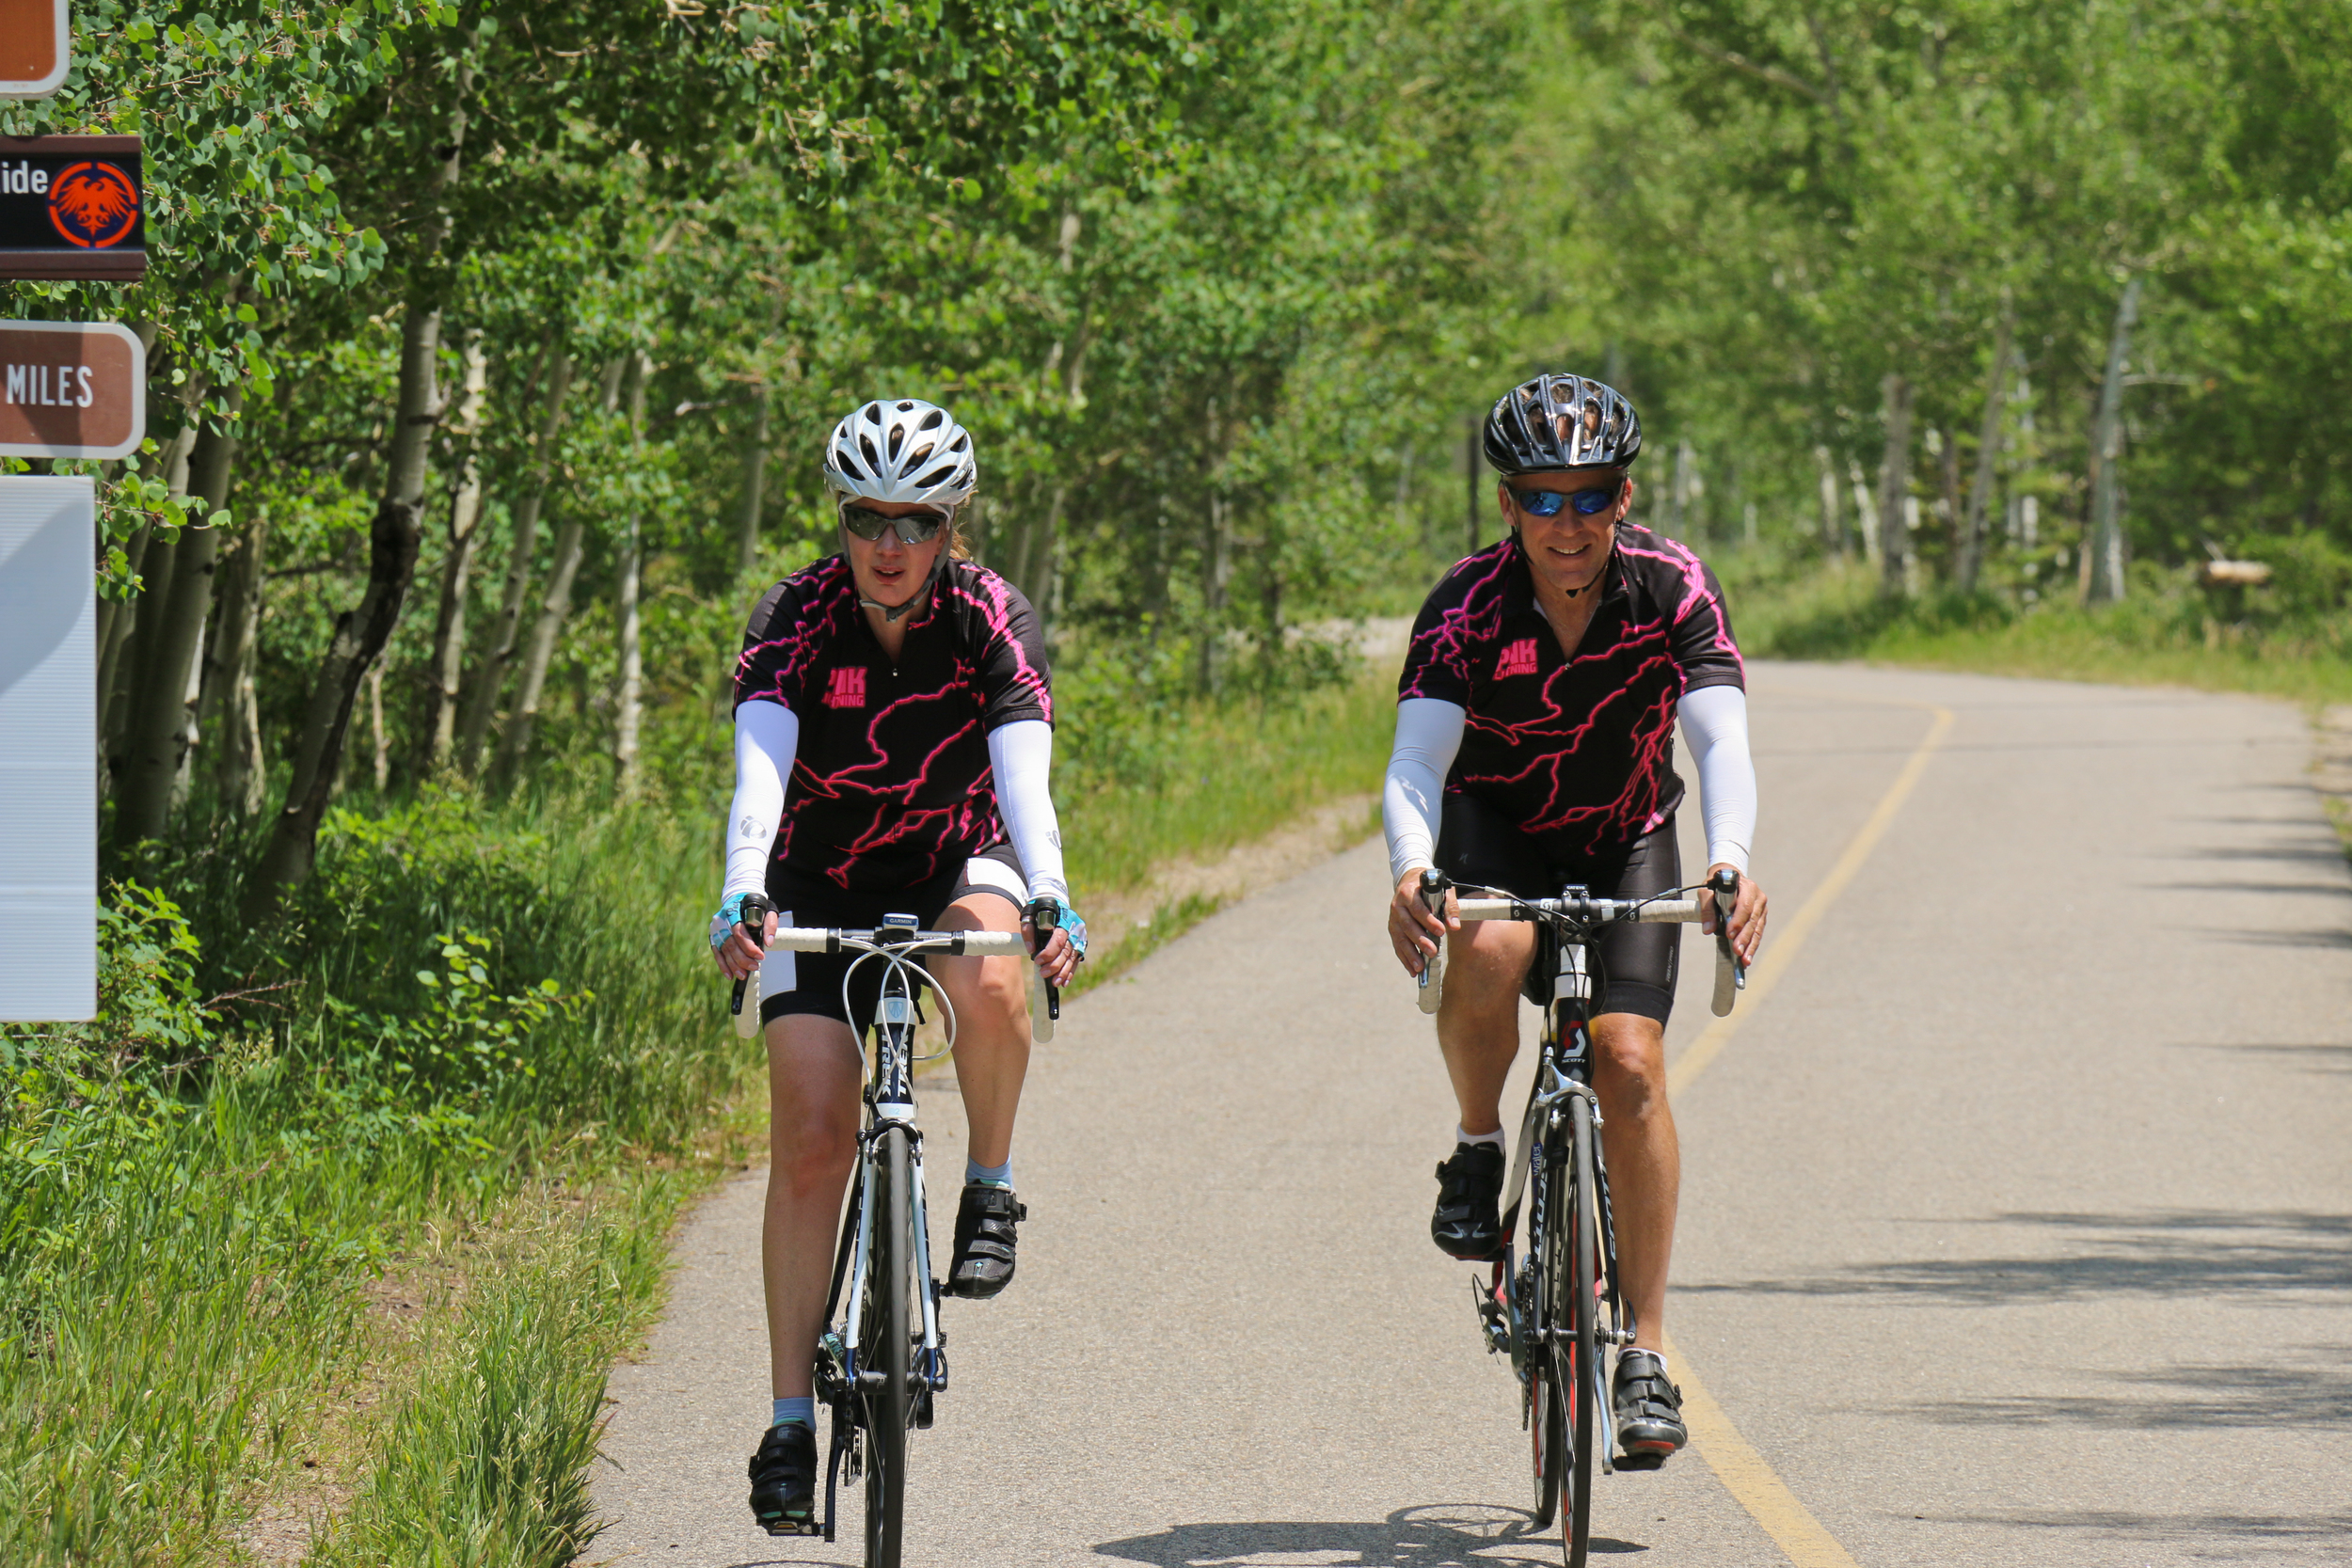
left=966, top=1155, right=1012, bottom=1187
left=1456, top=1126, right=1505, bottom=1153
left=771, top=1395, right=814, bottom=1429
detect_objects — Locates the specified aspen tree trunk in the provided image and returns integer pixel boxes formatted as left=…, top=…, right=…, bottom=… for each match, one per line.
left=1851, top=462, right=1881, bottom=569
left=457, top=349, right=572, bottom=773
left=493, top=356, right=628, bottom=789
left=1199, top=493, right=1230, bottom=694
left=735, top=385, right=769, bottom=578
left=1936, top=428, right=1962, bottom=587
left=1958, top=300, right=2014, bottom=594
left=100, top=419, right=201, bottom=768
left=418, top=326, right=490, bottom=769
left=1029, top=486, right=1064, bottom=639
left=208, top=509, right=270, bottom=815
left=1874, top=373, right=1914, bottom=597
left=1814, top=448, right=1842, bottom=558
left=613, top=351, right=651, bottom=797
left=115, top=397, right=240, bottom=840
left=2086, top=275, right=2141, bottom=604
left=245, top=64, right=468, bottom=918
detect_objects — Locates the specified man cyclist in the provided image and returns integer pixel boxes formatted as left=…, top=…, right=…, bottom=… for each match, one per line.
left=1381, top=373, right=1767, bottom=1467
left=707, top=398, right=1085, bottom=1535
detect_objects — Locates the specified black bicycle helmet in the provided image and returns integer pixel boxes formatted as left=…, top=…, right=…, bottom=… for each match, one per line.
left=1483, top=373, right=1643, bottom=474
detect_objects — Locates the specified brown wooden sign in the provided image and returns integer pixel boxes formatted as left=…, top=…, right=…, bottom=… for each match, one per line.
left=0, top=320, right=145, bottom=459
left=0, top=0, right=70, bottom=99
left=0, top=135, right=145, bottom=281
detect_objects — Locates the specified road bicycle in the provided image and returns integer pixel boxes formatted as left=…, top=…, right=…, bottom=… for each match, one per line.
left=1412, top=866, right=1742, bottom=1568
left=727, top=909, right=1057, bottom=1565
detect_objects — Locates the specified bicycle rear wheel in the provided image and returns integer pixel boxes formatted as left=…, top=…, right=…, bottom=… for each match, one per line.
left=1562, top=1097, right=1601, bottom=1568
left=863, top=1126, right=912, bottom=1567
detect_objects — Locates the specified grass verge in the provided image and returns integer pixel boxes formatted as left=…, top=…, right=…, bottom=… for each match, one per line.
left=1738, top=560, right=2352, bottom=709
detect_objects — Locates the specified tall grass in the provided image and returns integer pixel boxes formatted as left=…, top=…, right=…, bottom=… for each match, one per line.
left=1062, top=671, right=1396, bottom=893
left=310, top=1180, right=678, bottom=1568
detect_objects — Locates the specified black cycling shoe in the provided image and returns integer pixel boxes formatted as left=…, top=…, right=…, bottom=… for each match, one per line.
left=1613, top=1349, right=1687, bottom=1465
left=1430, top=1141, right=1507, bottom=1260
left=747, top=1419, right=819, bottom=1536
left=946, top=1181, right=1025, bottom=1299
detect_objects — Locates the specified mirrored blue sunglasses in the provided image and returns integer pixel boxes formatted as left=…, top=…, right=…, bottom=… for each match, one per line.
left=1511, top=482, right=1624, bottom=518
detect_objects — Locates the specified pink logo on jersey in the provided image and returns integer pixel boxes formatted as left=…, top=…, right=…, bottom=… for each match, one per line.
left=823, top=667, right=866, bottom=709
left=1494, top=637, right=1539, bottom=678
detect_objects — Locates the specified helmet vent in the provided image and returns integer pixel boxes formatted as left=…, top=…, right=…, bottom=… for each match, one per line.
left=919, top=410, right=944, bottom=430
left=886, top=423, right=906, bottom=463
left=908, top=440, right=935, bottom=466
left=861, top=402, right=883, bottom=425
left=834, top=441, right=866, bottom=479
left=860, top=434, right=882, bottom=472
left=915, top=465, right=958, bottom=489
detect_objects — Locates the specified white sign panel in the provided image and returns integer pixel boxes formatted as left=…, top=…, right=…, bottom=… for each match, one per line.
left=0, top=476, right=94, bottom=1020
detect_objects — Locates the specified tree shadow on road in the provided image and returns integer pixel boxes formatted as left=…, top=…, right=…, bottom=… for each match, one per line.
left=1902, top=1348, right=2352, bottom=1430
left=1095, top=1502, right=1647, bottom=1565
left=1926, top=1507, right=2352, bottom=1544
left=1679, top=1208, right=2352, bottom=1304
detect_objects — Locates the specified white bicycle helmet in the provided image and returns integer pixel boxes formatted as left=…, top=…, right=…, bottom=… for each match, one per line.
left=821, top=398, right=978, bottom=509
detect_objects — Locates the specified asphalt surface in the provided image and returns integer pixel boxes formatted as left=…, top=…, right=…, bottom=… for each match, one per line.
left=586, top=661, right=2352, bottom=1568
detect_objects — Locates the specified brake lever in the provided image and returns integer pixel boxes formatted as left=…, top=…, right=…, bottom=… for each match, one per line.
left=728, top=894, right=776, bottom=1037
left=1416, top=868, right=1452, bottom=1015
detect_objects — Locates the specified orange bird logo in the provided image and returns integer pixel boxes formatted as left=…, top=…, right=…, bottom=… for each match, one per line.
left=47, top=162, right=139, bottom=249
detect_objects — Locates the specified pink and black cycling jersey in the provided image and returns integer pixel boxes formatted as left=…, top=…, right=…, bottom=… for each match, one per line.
left=734, top=555, right=1051, bottom=894
left=1396, top=525, right=1743, bottom=864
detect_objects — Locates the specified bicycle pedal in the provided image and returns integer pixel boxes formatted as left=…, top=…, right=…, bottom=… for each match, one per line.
left=1614, top=1450, right=1668, bottom=1472
left=760, top=1517, right=823, bottom=1537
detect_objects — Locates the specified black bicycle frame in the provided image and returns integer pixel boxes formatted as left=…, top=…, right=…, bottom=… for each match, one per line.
left=1498, top=893, right=1631, bottom=1467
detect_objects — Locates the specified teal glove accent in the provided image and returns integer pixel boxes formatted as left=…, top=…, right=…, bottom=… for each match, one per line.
left=1025, top=895, right=1088, bottom=959
left=710, top=891, right=767, bottom=950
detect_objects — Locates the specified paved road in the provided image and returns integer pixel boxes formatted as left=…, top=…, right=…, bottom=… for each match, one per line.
left=587, top=662, right=2352, bottom=1568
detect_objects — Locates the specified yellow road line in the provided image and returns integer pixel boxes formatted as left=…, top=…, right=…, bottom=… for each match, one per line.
left=1657, top=693, right=1956, bottom=1567
left=1667, top=701, right=1957, bottom=1098
left=1664, top=1329, right=1864, bottom=1568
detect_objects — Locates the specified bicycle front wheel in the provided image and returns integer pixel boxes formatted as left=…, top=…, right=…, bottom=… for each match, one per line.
left=1563, top=1096, right=1601, bottom=1568
left=862, top=1126, right=913, bottom=1567
left=1527, top=1154, right=1567, bottom=1528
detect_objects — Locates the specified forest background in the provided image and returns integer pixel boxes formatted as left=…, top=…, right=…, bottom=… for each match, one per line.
left=3, top=2, right=2346, bottom=1563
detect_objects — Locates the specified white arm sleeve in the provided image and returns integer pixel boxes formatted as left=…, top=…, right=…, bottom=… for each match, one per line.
left=988, top=719, right=1070, bottom=905
left=1678, top=684, right=1756, bottom=874
left=723, top=699, right=797, bottom=900
left=1383, top=697, right=1466, bottom=883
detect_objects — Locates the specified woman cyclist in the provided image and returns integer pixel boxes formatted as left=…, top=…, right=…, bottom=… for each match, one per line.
left=707, top=398, right=1085, bottom=1535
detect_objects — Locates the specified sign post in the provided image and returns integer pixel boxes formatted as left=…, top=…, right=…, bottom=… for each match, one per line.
left=0, top=477, right=96, bottom=1022
left=0, top=0, right=70, bottom=100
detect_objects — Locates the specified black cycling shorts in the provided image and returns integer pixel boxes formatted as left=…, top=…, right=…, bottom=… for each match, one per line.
left=756, top=843, right=1027, bottom=1028
left=1435, top=792, right=1682, bottom=1023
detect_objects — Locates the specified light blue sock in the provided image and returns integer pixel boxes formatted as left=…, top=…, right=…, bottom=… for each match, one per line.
left=966, top=1155, right=1012, bottom=1187
left=771, top=1396, right=814, bottom=1430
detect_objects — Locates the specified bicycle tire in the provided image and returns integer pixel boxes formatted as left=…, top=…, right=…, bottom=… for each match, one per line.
left=1563, top=1097, right=1600, bottom=1568
left=863, top=1126, right=912, bottom=1566
left=1527, top=1149, right=1567, bottom=1528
